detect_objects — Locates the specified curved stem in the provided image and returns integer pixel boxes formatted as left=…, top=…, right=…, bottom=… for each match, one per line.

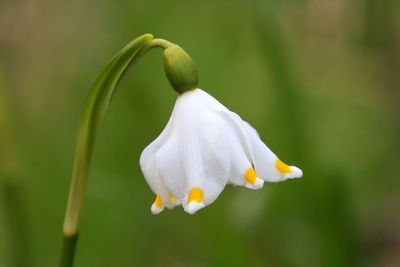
left=148, top=38, right=174, bottom=49
left=59, top=33, right=169, bottom=267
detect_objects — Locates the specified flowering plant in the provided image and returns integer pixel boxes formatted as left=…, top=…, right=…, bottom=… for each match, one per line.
left=59, top=33, right=302, bottom=267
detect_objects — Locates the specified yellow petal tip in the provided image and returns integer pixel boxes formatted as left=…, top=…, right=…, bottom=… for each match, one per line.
left=275, top=159, right=292, bottom=174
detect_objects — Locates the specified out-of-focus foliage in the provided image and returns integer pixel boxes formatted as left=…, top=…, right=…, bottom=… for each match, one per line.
left=0, top=0, right=399, bottom=266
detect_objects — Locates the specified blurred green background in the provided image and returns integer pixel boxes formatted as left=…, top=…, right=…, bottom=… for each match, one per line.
left=1, top=0, right=400, bottom=266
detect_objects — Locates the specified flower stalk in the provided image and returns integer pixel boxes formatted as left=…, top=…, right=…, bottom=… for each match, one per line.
left=60, top=33, right=198, bottom=267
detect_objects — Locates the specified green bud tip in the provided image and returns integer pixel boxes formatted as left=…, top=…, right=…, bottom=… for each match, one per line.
left=163, top=45, right=199, bottom=94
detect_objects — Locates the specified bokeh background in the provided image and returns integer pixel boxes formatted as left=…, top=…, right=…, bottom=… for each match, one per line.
left=1, top=0, right=400, bottom=266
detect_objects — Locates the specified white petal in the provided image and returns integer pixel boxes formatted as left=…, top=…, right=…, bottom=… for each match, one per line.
left=153, top=135, right=186, bottom=202
left=226, top=140, right=250, bottom=187
left=155, top=90, right=230, bottom=212
left=240, top=121, right=303, bottom=182
left=151, top=203, right=164, bottom=215
left=184, top=201, right=205, bottom=215
left=221, top=127, right=264, bottom=190
left=139, top=110, right=180, bottom=210
left=196, top=89, right=230, bottom=111
left=140, top=141, right=169, bottom=203
left=217, top=108, right=302, bottom=182
left=245, top=177, right=264, bottom=189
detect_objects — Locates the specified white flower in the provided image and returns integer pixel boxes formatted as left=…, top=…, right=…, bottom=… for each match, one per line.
left=140, top=89, right=302, bottom=215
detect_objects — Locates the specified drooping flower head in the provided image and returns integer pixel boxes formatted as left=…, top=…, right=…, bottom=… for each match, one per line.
left=138, top=38, right=302, bottom=215
left=140, top=88, right=302, bottom=214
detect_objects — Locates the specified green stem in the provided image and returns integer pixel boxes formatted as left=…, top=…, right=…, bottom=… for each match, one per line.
left=148, top=38, right=173, bottom=49
left=60, top=33, right=159, bottom=267
left=59, top=234, right=78, bottom=267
